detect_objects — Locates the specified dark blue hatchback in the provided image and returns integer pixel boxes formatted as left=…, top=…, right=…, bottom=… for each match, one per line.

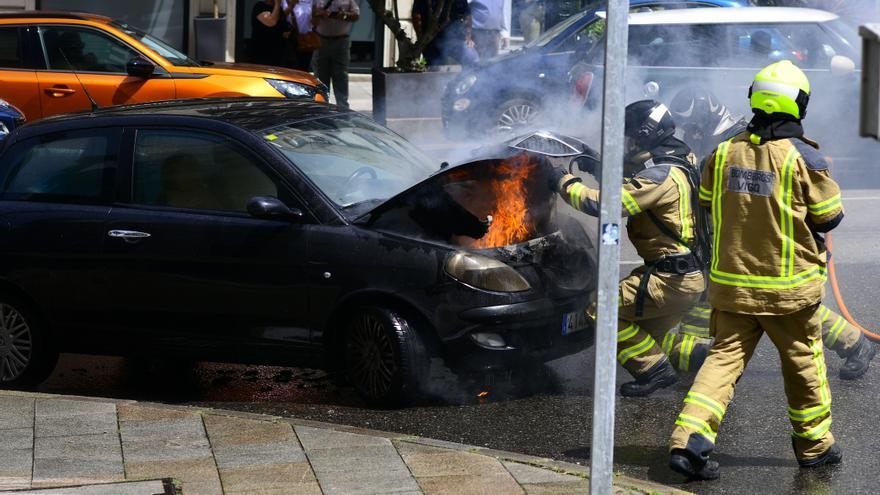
left=441, top=0, right=749, bottom=139
left=0, top=99, right=24, bottom=142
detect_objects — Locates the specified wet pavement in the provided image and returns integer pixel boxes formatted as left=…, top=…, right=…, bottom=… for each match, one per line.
left=34, top=190, right=880, bottom=495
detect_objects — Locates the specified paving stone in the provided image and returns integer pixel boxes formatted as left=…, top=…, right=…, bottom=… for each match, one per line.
left=0, top=428, right=32, bottom=450
left=226, top=488, right=322, bottom=495
left=125, top=457, right=220, bottom=490
left=176, top=480, right=224, bottom=495
left=522, top=481, right=591, bottom=494
left=316, top=470, right=422, bottom=495
left=119, top=417, right=207, bottom=443
left=35, top=412, right=118, bottom=438
left=0, top=449, right=32, bottom=490
left=306, top=445, right=410, bottom=476
left=501, top=462, right=584, bottom=484
left=203, top=415, right=297, bottom=447
left=117, top=404, right=197, bottom=422
left=35, top=433, right=122, bottom=462
left=0, top=479, right=170, bottom=494
left=35, top=399, right=115, bottom=418
left=120, top=437, right=212, bottom=463
left=218, top=462, right=317, bottom=493
left=294, top=425, right=391, bottom=450
left=0, top=398, right=33, bottom=429
left=32, top=457, right=124, bottom=487
left=213, top=441, right=306, bottom=469
left=398, top=443, right=510, bottom=478
left=417, top=474, right=524, bottom=495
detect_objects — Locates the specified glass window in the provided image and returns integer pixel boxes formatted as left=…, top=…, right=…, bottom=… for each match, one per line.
left=555, top=17, right=605, bottom=54
left=0, top=128, right=120, bottom=203
left=265, top=114, right=436, bottom=218
left=110, top=21, right=199, bottom=67
left=41, top=26, right=141, bottom=73
left=0, top=27, right=23, bottom=69
left=724, top=23, right=853, bottom=69
left=133, top=130, right=282, bottom=213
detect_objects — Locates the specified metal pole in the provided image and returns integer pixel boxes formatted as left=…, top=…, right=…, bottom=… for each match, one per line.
left=589, top=1, right=628, bottom=494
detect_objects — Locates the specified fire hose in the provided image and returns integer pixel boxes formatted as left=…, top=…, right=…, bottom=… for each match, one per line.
left=826, top=233, right=880, bottom=342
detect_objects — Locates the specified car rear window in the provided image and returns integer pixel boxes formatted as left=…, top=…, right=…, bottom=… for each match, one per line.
left=0, top=128, right=120, bottom=203
left=0, top=27, right=23, bottom=69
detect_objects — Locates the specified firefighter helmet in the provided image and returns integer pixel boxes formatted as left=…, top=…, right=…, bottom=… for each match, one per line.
left=748, top=60, right=811, bottom=119
left=625, top=100, right=675, bottom=153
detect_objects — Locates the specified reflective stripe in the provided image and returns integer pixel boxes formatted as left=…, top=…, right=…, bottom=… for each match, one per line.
left=752, top=79, right=801, bottom=100
left=622, top=189, right=641, bottom=215
left=661, top=330, right=676, bottom=356
left=693, top=306, right=712, bottom=315
left=779, top=148, right=797, bottom=278
left=825, top=316, right=846, bottom=347
left=711, top=140, right=730, bottom=273
left=675, top=413, right=717, bottom=443
left=788, top=403, right=831, bottom=423
left=669, top=168, right=693, bottom=249
left=808, top=194, right=842, bottom=217
left=617, top=334, right=655, bottom=365
left=819, top=305, right=832, bottom=323
left=617, top=323, right=639, bottom=342
left=684, top=391, right=726, bottom=422
left=678, top=334, right=695, bottom=371
left=699, top=185, right=713, bottom=202
left=792, top=417, right=832, bottom=441
left=710, top=265, right=827, bottom=289
left=810, top=338, right=831, bottom=408
left=681, top=323, right=710, bottom=338
left=569, top=182, right=585, bottom=210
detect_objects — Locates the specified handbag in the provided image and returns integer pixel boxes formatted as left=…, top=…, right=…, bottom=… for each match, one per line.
left=297, top=31, right=321, bottom=52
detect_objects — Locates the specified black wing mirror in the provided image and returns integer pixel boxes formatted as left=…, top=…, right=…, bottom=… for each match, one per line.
left=126, top=57, right=155, bottom=78
left=247, top=196, right=304, bottom=222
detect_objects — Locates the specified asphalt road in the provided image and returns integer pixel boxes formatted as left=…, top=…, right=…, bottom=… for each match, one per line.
left=34, top=186, right=880, bottom=495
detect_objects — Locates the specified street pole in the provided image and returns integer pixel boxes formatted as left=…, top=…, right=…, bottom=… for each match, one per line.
left=590, top=1, right=628, bottom=494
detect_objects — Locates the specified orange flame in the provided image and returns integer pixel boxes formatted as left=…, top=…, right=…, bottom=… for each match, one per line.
left=472, top=154, right=536, bottom=249
left=477, top=391, right=490, bottom=398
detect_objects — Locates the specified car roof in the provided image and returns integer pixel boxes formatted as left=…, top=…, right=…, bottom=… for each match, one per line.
left=0, top=11, right=112, bottom=22
left=625, top=7, right=839, bottom=25
left=32, top=98, right=347, bottom=132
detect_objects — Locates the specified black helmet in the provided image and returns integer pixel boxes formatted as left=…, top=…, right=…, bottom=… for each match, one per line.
left=624, top=100, right=676, bottom=155
left=669, top=86, right=743, bottom=156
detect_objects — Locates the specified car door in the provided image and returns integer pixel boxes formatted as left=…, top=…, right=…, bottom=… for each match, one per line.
left=0, top=25, right=41, bottom=121
left=35, top=25, right=175, bottom=119
left=102, top=127, right=315, bottom=360
left=0, top=127, right=121, bottom=339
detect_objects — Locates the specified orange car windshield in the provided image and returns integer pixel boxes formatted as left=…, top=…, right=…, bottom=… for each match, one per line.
left=110, top=21, right=200, bottom=67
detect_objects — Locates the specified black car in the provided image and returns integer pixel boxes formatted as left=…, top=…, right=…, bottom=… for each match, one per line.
left=0, top=99, right=596, bottom=405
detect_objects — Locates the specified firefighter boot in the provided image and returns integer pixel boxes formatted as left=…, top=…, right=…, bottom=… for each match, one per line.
left=797, top=442, right=842, bottom=468
left=669, top=434, right=720, bottom=481
left=840, top=334, right=876, bottom=380
left=620, top=358, right=678, bottom=397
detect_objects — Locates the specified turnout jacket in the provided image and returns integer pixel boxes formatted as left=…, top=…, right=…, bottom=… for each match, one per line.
left=557, top=161, right=704, bottom=295
left=700, top=133, right=843, bottom=315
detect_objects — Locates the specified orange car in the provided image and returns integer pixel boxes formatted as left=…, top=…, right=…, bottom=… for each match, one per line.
left=0, top=11, right=327, bottom=121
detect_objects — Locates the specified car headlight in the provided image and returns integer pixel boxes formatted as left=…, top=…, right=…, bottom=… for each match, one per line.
left=454, top=74, right=477, bottom=95
left=0, top=122, right=8, bottom=137
left=445, top=252, right=530, bottom=292
left=266, top=78, right=313, bottom=98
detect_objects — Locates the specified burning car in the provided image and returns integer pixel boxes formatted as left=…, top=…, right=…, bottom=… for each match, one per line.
left=0, top=99, right=596, bottom=406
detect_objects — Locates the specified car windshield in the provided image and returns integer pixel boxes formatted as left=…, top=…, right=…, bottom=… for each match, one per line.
left=823, top=19, right=860, bottom=58
left=264, top=114, right=437, bottom=217
left=111, top=21, right=200, bottom=67
left=526, top=8, right=593, bottom=48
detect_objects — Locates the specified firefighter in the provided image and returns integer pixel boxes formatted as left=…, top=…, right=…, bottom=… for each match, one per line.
left=669, top=61, right=843, bottom=480
left=550, top=100, right=707, bottom=397
left=667, top=85, right=877, bottom=380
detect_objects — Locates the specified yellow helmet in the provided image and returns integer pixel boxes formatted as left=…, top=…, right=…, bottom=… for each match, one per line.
left=748, top=60, right=811, bottom=119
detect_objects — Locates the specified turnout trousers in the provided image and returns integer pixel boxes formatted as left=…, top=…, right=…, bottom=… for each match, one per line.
left=616, top=270, right=703, bottom=377
left=670, top=304, right=834, bottom=461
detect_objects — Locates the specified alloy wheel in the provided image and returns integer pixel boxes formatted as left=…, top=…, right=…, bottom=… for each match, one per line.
left=496, top=102, right=539, bottom=134
left=0, top=303, right=32, bottom=382
left=346, top=312, right=398, bottom=400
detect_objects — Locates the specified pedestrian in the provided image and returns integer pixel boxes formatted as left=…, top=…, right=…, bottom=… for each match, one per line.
left=412, top=0, right=478, bottom=67
left=313, top=0, right=359, bottom=108
left=469, top=0, right=510, bottom=60
left=290, top=0, right=318, bottom=71
left=550, top=100, right=708, bottom=398
left=668, top=61, right=844, bottom=481
left=517, top=0, right=542, bottom=44
left=664, top=85, right=877, bottom=380
left=251, top=0, right=290, bottom=66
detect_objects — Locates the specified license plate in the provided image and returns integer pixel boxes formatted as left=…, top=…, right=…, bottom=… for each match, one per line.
left=562, top=311, right=591, bottom=336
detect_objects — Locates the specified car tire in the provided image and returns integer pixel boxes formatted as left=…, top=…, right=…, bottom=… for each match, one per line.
left=344, top=306, right=429, bottom=407
left=0, top=294, right=58, bottom=388
left=493, top=97, right=541, bottom=137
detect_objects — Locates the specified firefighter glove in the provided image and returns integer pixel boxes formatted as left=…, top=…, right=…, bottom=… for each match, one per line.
left=549, top=166, right=580, bottom=192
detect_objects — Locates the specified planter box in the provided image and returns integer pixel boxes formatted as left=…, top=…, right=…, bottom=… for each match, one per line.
left=372, top=66, right=460, bottom=142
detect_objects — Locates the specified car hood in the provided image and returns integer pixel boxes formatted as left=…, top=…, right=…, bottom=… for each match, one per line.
left=181, top=62, right=320, bottom=86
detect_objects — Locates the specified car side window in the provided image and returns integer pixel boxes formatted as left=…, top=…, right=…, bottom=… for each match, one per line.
left=0, top=128, right=120, bottom=203
left=726, top=23, right=839, bottom=69
left=132, top=129, right=286, bottom=213
left=627, top=24, right=722, bottom=68
left=41, top=26, right=140, bottom=73
left=0, top=27, right=24, bottom=69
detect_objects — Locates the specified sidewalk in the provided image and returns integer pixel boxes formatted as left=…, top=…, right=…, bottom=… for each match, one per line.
left=0, top=390, right=689, bottom=495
